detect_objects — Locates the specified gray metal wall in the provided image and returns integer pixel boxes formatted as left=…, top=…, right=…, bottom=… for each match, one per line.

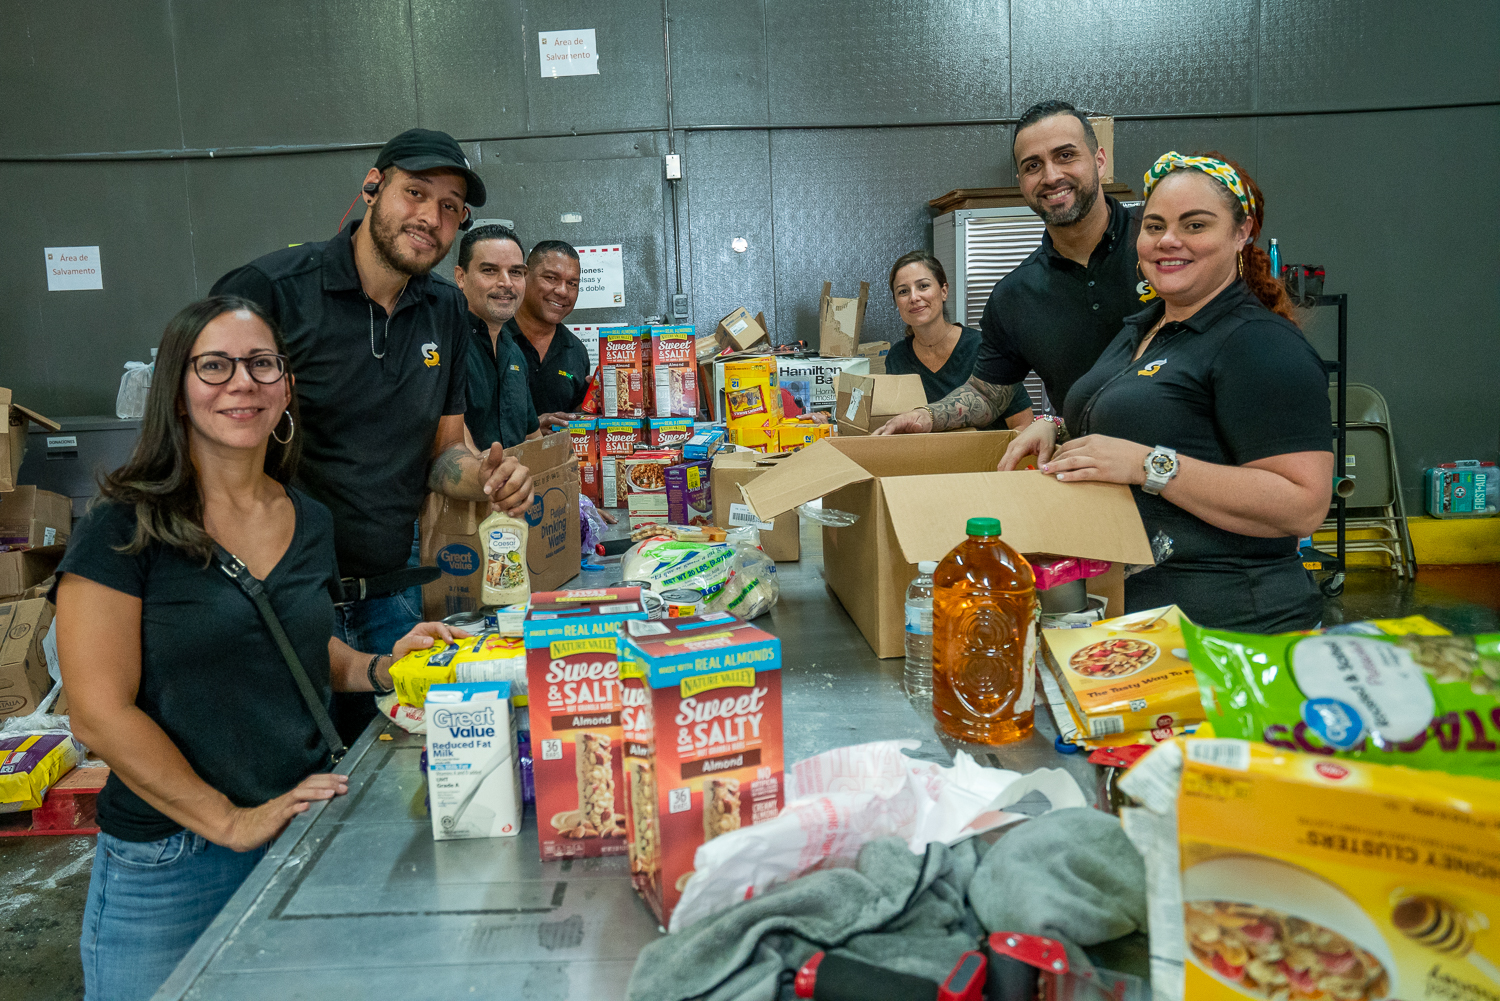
left=2, top=0, right=1496, bottom=506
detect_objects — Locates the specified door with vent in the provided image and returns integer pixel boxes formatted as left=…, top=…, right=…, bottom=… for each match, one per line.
left=932, top=207, right=1050, bottom=414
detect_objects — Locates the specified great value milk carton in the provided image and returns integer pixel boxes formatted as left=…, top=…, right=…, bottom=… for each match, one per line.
left=524, top=588, right=648, bottom=859
left=617, top=612, right=784, bottom=926
left=424, top=681, right=521, bottom=841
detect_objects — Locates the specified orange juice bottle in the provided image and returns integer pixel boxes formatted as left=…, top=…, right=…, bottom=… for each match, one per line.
left=931, top=517, right=1038, bottom=744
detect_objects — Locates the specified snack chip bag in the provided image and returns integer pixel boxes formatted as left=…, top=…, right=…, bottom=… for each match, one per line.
left=1183, top=621, right=1500, bottom=776
left=0, top=729, right=81, bottom=813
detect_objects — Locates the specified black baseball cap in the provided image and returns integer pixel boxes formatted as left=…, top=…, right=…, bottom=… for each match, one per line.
left=374, top=128, right=487, bottom=207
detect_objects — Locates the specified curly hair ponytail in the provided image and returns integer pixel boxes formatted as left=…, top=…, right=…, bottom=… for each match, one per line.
left=1197, top=151, right=1297, bottom=325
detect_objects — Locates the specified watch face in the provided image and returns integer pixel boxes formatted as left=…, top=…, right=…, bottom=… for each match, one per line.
left=1149, top=452, right=1176, bottom=476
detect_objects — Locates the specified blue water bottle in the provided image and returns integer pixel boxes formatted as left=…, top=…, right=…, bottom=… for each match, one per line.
left=1267, top=238, right=1281, bottom=281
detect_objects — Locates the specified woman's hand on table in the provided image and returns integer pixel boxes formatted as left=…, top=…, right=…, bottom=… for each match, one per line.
left=997, top=418, right=1059, bottom=470
left=1044, top=434, right=1152, bottom=485
left=219, top=773, right=349, bottom=852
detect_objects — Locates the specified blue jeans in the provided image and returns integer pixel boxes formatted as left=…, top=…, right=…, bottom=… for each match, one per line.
left=80, top=830, right=267, bottom=1001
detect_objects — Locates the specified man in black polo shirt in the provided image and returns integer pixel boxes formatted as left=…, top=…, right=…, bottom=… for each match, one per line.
left=212, top=129, right=534, bottom=739
left=505, top=240, right=591, bottom=430
left=453, top=223, right=540, bottom=448
left=877, top=100, right=1152, bottom=465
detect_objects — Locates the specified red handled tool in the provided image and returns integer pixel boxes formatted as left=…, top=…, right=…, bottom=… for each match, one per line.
left=793, top=949, right=986, bottom=1001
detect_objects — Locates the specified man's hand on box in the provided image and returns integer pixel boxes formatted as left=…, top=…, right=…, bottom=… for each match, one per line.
left=872, top=409, right=931, bottom=435
left=538, top=412, right=571, bottom=433
left=481, top=447, right=534, bottom=515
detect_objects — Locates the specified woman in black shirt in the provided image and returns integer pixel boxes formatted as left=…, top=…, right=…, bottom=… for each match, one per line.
left=1000, top=155, right=1332, bottom=631
left=57, top=297, right=458, bottom=1001
left=884, top=251, right=1034, bottom=430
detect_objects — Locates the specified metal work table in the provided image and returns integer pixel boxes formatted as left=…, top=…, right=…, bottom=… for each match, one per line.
left=156, top=522, right=1099, bottom=1000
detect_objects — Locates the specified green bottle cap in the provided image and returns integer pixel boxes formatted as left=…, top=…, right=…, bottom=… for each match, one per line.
left=965, top=517, right=1002, bottom=537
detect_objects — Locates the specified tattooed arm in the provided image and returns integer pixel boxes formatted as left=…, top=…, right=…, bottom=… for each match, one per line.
left=873, top=376, right=1016, bottom=435
left=428, top=415, right=534, bottom=515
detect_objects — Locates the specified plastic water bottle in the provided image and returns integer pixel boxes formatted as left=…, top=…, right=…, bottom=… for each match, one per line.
left=903, top=561, right=938, bottom=698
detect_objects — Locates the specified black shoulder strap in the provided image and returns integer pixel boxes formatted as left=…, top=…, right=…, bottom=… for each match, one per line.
left=213, top=544, right=347, bottom=766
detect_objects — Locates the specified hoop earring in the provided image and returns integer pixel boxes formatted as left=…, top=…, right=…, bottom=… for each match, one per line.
left=271, top=411, right=294, bottom=445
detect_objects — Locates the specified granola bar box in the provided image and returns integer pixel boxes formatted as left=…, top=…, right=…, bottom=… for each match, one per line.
left=1129, top=738, right=1500, bottom=1001
left=523, top=587, right=648, bottom=860
left=601, top=327, right=647, bottom=418
left=617, top=612, right=784, bottom=927
left=649, top=325, right=699, bottom=419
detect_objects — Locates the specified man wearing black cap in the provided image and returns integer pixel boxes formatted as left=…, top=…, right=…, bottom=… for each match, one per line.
left=212, top=128, right=533, bottom=740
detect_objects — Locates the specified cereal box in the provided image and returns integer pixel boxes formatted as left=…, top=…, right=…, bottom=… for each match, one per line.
left=650, top=325, right=699, bottom=418
left=523, top=588, right=648, bottom=860
left=722, top=357, right=782, bottom=428
left=727, top=426, right=781, bottom=453
left=1041, top=606, right=1203, bottom=738
left=648, top=416, right=694, bottom=449
left=601, top=327, right=647, bottom=418
left=1121, top=738, right=1500, bottom=1001
left=665, top=461, right=713, bottom=527
left=778, top=420, right=830, bottom=453
left=597, top=417, right=643, bottom=507
left=622, top=449, right=681, bottom=528
left=617, top=613, right=784, bottom=927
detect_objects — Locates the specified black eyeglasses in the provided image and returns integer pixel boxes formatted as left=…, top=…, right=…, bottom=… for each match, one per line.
left=189, top=352, right=288, bottom=385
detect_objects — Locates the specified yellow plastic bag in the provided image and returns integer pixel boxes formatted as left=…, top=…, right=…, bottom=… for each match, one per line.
left=389, top=633, right=526, bottom=709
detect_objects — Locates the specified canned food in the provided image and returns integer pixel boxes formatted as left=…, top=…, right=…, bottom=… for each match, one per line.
left=615, top=579, right=655, bottom=590
left=660, top=588, right=704, bottom=618
left=639, top=591, right=665, bottom=620
left=442, top=610, right=489, bottom=631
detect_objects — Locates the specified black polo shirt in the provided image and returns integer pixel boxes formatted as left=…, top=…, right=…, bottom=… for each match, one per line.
left=973, top=195, right=1148, bottom=409
left=1062, top=282, right=1332, bottom=626
left=885, top=327, right=1032, bottom=428
left=505, top=318, right=591, bottom=414
left=210, top=219, right=469, bottom=579
left=464, top=311, right=539, bottom=449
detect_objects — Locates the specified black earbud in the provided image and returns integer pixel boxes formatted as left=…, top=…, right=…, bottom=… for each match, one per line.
left=362, top=181, right=380, bottom=196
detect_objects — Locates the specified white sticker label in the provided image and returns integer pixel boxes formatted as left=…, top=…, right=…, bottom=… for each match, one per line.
left=46, top=436, right=77, bottom=448
left=538, top=29, right=599, bottom=77
left=541, top=739, right=562, bottom=760
left=1186, top=739, right=1251, bottom=772
left=728, top=317, right=749, bottom=335
left=43, top=527, right=57, bottom=546
left=45, top=246, right=103, bottom=291
left=728, top=502, right=774, bottom=530
left=486, top=529, right=522, bottom=555
left=844, top=387, right=864, bottom=421
left=1290, top=636, right=1435, bottom=743
left=669, top=787, right=691, bottom=814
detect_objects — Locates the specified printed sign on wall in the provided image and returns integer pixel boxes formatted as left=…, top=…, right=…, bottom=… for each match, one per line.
left=538, top=29, right=599, bottom=77
left=573, top=245, right=624, bottom=310
left=44, top=246, right=103, bottom=291
left=567, top=324, right=629, bottom=372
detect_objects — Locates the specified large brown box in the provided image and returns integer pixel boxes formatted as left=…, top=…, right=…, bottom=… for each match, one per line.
left=0, top=548, right=64, bottom=601
left=818, top=281, right=869, bottom=357
left=741, top=433, right=1153, bottom=658
left=0, top=486, right=72, bottom=548
left=710, top=451, right=800, bottom=562
left=833, top=372, right=927, bottom=436
left=0, top=388, right=60, bottom=494
left=0, top=598, right=54, bottom=719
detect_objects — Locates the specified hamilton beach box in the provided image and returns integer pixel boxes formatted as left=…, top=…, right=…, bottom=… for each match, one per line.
left=739, top=432, right=1153, bottom=658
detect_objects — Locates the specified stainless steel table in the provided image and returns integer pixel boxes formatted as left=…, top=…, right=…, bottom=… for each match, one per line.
left=156, top=522, right=1098, bottom=1000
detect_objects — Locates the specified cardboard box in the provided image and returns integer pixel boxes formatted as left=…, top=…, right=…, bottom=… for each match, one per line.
left=617, top=613, right=784, bottom=927
left=722, top=357, right=782, bottom=428
left=649, top=325, right=698, bottom=418
left=776, top=355, right=870, bottom=414
left=818, top=281, right=869, bottom=357
left=523, top=587, right=648, bottom=859
left=711, top=452, right=800, bottom=562
left=833, top=372, right=927, bottom=436
left=665, top=461, right=713, bottom=526
left=622, top=450, right=680, bottom=528
left=0, top=486, right=72, bottom=548
left=856, top=340, right=891, bottom=376
left=419, top=434, right=581, bottom=617
left=601, top=327, right=647, bottom=418
left=597, top=417, right=644, bottom=507
left=647, top=417, right=693, bottom=449
left=740, top=433, right=1153, bottom=657
left=1, top=389, right=60, bottom=495
left=0, top=598, right=54, bottom=719
left=0, top=548, right=64, bottom=602
left=715, top=307, right=770, bottom=353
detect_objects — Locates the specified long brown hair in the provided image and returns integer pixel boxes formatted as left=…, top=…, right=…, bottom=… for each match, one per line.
left=99, top=296, right=301, bottom=562
left=888, top=251, right=949, bottom=339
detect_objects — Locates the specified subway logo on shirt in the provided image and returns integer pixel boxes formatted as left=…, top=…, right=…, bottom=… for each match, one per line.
left=1138, top=358, right=1168, bottom=377
left=422, top=342, right=441, bottom=368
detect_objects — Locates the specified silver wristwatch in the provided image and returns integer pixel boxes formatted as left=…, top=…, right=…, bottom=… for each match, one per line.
left=1141, top=446, right=1179, bottom=495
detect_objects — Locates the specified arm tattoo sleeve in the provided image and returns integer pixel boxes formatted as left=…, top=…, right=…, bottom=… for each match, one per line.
left=927, top=376, right=1015, bottom=432
left=427, top=444, right=470, bottom=491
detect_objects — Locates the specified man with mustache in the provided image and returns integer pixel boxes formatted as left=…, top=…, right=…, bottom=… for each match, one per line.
left=505, top=241, right=592, bottom=432
left=877, top=100, right=1147, bottom=461
left=454, top=223, right=540, bottom=448
left=212, top=128, right=533, bottom=740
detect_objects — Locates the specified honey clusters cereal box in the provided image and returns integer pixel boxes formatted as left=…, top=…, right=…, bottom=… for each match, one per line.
left=568, top=417, right=600, bottom=505
left=617, top=613, right=784, bottom=927
left=722, top=357, right=782, bottom=428
left=597, top=417, right=643, bottom=507
left=1042, top=605, right=1203, bottom=739
left=648, top=416, right=693, bottom=449
left=778, top=419, right=831, bottom=453
left=650, top=325, right=698, bottom=418
left=1122, top=738, right=1500, bottom=1001
left=601, top=327, right=647, bottom=418
left=523, top=588, right=648, bottom=859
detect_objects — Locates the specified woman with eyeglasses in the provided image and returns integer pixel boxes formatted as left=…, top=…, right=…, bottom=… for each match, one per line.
left=55, top=296, right=460, bottom=1001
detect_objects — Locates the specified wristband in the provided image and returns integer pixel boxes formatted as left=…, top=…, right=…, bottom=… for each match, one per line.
left=368, top=653, right=394, bottom=696
left=916, top=405, right=936, bottom=429
left=1032, top=414, right=1064, bottom=429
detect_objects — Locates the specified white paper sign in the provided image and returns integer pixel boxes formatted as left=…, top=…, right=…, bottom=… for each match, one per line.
left=567, top=323, right=629, bottom=372
left=573, top=245, right=624, bottom=310
left=538, top=29, right=599, bottom=77
left=45, top=246, right=103, bottom=291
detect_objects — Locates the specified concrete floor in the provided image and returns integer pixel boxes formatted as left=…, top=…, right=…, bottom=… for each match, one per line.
left=3, top=565, right=1497, bottom=1001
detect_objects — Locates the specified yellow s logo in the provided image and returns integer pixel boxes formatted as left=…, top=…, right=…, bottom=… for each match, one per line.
left=1136, top=279, right=1158, bottom=302
left=1137, top=358, right=1168, bottom=377
left=421, top=342, right=440, bottom=368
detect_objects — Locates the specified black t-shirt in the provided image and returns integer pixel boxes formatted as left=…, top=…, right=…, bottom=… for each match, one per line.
left=885, top=327, right=1033, bottom=429
left=210, top=220, right=469, bottom=578
left=973, top=196, right=1149, bottom=408
left=507, top=318, right=591, bottom=414
left=56, top=491, right=339, bottom=842
left=464, top=312, right=540, bottom=450
left=1063, top=281, right=1333, bottom=571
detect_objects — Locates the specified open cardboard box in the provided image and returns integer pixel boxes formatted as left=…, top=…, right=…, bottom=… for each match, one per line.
left=715, top=307, right=770, bottom=353
left=1, top=388, right=61, bottom=494
left=0, top=486, right=72, bottom=548
left=740, top=432, right=1153, bottom=658
left=710, top=450, right=800, bottom=562
left=818, top=282, right=869, bottom=357
left=834, top=372, right=927, bottom=436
